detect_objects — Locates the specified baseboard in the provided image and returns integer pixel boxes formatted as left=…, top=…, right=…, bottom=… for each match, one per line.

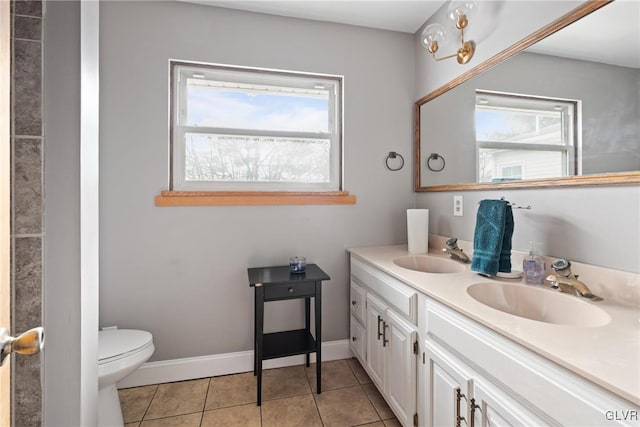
left=117, top=339, right=353, bottom=389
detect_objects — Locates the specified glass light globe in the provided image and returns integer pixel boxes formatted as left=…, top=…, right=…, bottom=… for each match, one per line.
left=448, top=0, right=477, bottom=20
left=421, top=23, right=447, bottom=52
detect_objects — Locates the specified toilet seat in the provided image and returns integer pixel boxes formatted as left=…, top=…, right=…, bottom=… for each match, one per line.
left=98, top=328, right=155, bottom=427
left=99, top=329, right=153, bottom=365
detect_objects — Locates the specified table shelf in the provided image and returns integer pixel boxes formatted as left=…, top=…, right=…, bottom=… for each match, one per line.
left=263, top=329, right=316, bottom=360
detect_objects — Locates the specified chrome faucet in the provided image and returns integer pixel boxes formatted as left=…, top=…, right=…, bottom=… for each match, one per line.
left=546, top=259, right=603, bottom=301
left=442, top=238, right=470, bottom=263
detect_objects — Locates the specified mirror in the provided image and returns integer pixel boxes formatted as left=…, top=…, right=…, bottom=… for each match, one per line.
left=416, top=1, right=640, bottom=191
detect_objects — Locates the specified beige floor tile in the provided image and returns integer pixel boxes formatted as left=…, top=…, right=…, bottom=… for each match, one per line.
left=139, top=413, right=202, bottom=427
left=144, top=378, right=209, bottom=420
left=262, top=393, right=322, bottom=427
left=205, top=371, right=256, bottom=410
left=314, top=385, right=380, bottom=427
left=125, top=423, right=140, bottom=427
left=383, top=418, right=402, bottom=427
left=305, top=359, right=359, bottom=392
left=119, top=385, right=158, bottom=423
left=201, top=403, right=261, bottom=427
left=347, top=358, right=373, bottom=385
left=262, top=365, right=311, bottom=401
left=362, top=383, right=394, bottom=420
left=358, top=423, right=385, bottom=427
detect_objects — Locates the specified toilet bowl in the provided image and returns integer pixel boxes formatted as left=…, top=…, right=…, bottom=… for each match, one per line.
left=98, top=329, right=154, bottom=427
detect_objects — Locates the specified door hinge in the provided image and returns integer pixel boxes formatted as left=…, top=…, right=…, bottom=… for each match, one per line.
left=413, top=340, right=419, bottom=355
left=413, top=412, right=418, bottom=426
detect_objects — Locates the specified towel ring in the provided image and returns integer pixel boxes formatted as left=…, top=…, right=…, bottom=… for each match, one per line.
left=426, top=153, right=445, bottom=172
left=385, top=152, right=404, bottom=171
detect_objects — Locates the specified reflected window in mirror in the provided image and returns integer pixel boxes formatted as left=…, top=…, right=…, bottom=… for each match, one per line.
left=475, top=91, right=578, bottom=183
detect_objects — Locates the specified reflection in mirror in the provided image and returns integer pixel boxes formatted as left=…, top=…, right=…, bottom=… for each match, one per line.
left=416, top=1, right=640, bottom=190
left=475, top=91, right=578, bottom=183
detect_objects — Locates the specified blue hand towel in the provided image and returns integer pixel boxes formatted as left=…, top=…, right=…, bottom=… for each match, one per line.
left=471, top=199, right=514, bottom=276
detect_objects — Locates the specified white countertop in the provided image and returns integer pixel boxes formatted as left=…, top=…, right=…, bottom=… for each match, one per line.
left=348, top=244, right=640, bottom=406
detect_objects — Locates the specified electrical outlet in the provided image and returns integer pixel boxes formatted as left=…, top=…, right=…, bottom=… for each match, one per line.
left=453, top=195, right=463, bottom=216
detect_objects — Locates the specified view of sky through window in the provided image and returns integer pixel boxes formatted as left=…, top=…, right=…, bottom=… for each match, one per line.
left=186, top=85, right=330, bottom=133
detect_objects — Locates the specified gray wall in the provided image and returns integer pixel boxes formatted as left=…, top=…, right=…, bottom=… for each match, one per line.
left=43, top=1, right=82, bottom=425
left=421, top=52, right=640, bottom=185
left=98, top=2, right=415, bottom=361
left=415, top=1, right=640, bottom=273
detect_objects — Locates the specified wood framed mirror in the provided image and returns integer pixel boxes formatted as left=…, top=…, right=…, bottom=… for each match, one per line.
left=415, top=1, right=640, bottom=192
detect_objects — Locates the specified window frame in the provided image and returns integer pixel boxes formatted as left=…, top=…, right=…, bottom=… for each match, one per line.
left=474, top=90, right=581, bottom=183
left=169, top=60, right=344, bottom=193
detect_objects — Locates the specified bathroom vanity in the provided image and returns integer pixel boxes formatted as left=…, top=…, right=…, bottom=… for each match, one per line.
left=348, top=240, right=640, bottom=427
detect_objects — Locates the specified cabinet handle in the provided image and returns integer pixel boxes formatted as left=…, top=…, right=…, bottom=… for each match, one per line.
left=288, top=287, right=294, bottom=293
left=469, top=398, right=480, bottom=427
left=455, top=388, right=465, bottom=427
left=352, top=336, right=357, bottom=342
left=352, top=300, right=357, bottom=306
left=382, top=321, right=389, bottom=347
left=377, top=315, right=383, bottom=340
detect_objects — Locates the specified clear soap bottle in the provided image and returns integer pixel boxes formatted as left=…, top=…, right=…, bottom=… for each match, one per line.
left=523, top=242, right=546, bottom=284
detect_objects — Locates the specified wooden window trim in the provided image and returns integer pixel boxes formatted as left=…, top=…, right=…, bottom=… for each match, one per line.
left=155, top=191, right=356, bottom=206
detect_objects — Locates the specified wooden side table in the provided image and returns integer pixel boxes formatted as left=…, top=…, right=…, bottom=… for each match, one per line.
left=248, top=264, right=330, bottom=406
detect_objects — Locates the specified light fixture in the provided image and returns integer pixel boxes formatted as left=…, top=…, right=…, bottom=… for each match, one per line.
left=421, top=0, right=477, bottom=65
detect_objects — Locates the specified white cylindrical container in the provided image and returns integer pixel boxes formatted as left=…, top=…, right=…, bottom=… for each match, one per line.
left=407, top=209, right=429, bottom=254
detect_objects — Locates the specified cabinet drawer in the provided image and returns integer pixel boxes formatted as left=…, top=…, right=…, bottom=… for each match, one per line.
left=350, top=280, right=366, bottom=324
left=351, top=257, right=417, bottom=324
left=264, top=282, right=316, bottom=300
left=350, top=315, right=366, bottom=364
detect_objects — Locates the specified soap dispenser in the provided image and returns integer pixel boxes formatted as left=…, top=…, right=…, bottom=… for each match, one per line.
left=523, top=242, right=545, bottom=284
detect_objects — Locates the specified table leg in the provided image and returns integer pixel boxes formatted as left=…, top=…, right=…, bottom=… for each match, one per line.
left=255, top=287, right=264, bottom=406
left=254, top=291, right=257, bottom=376
left=305, top=297, right=311, bottom=367
left=315, top=282, right=322, bottom=394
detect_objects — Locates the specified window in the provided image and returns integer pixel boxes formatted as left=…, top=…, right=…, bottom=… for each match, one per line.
left=170, top=61, right=343, bottom=193
left=475, top=90, right=579, bottom=183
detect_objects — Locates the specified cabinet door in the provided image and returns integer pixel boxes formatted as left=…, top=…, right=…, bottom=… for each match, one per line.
left=472, top=381, right=547, bottom=427
left=385, top=309, right=418, bottom=427
left=425, top=339, right=473, bottom=427
left=350, top=280, right=366, bottom=324
left=350, top=315, right=366, bottom=364
left=366, top=293, right=386, bottom=389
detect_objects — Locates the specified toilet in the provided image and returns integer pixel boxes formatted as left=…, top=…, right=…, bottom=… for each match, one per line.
left=98, top=329, right=154, bottom=427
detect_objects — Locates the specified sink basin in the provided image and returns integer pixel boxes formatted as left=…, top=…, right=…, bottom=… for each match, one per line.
left=467, top=282, right=610, bottom=327
left=393, top=255, right=466, bottom=274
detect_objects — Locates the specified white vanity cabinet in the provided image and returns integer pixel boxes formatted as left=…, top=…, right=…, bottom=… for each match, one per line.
left=425, top=338, right=546, bottom=427
left=350, top=257, right=419, bottom=427
left=424, top=298, right=640, bottom=427
left=349, top=252, right=639, bottom=427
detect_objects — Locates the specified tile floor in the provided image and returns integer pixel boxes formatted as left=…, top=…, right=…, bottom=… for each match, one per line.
left=118, top=358, right=401, bottom=427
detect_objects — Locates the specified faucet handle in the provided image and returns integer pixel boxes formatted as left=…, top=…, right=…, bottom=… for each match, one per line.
left=551, top=258, right=573, bottom=277
left=445, top=237, right=460, bottom=250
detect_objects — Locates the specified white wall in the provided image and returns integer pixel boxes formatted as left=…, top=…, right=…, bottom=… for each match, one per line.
left=414, top=1, right=640, bottom=273
left=43, top=1, right=82, bottom=425
left=98, top=2, right=416, bottom=361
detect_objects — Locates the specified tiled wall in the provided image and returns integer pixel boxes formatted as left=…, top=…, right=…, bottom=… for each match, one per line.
left=11, top=1, right=43, bottom=425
